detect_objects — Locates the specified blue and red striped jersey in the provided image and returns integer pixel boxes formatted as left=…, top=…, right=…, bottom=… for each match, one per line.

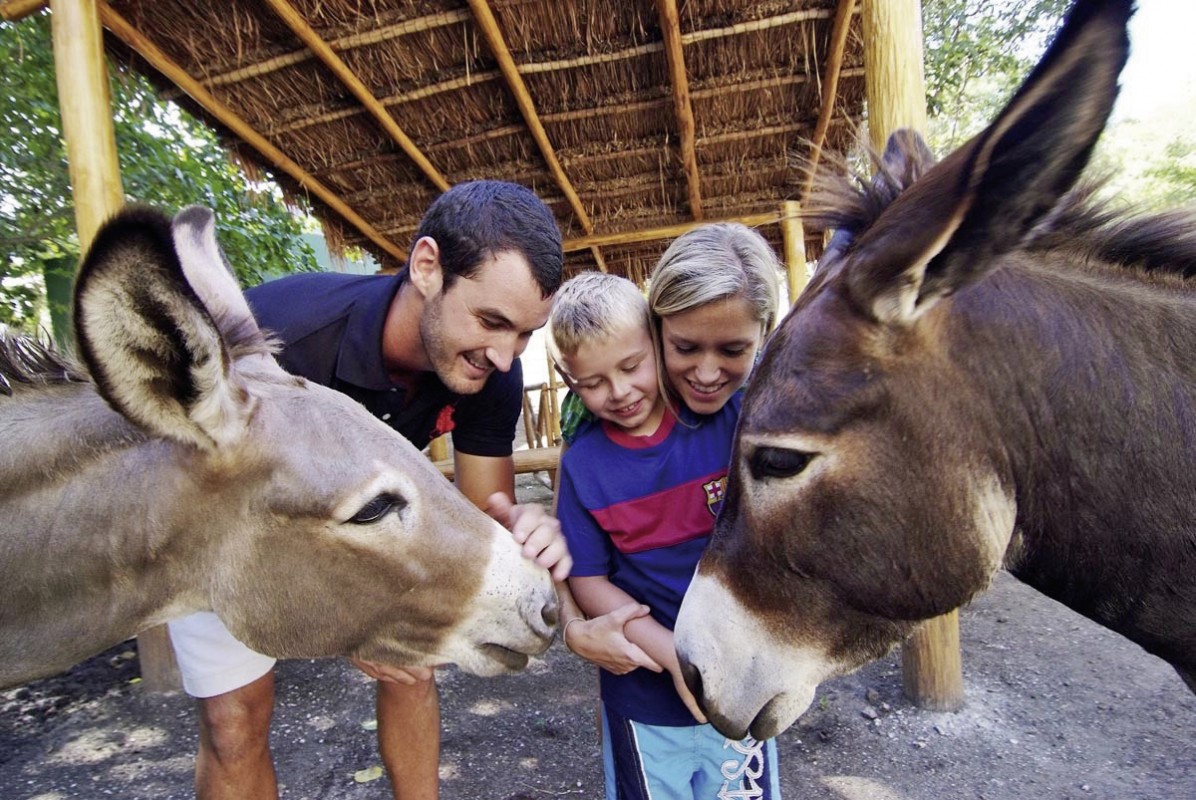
left=556, top=393, right=741, bottom=725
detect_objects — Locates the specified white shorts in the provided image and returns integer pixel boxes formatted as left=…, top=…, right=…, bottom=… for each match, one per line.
left=167, top=612, right=276, bottom=698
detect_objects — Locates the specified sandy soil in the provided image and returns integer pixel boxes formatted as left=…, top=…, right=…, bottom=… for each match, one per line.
left=3, top=474, right=1193, bottom=800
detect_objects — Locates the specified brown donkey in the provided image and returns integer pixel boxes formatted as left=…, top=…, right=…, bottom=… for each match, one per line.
left=0, top=206, right=557, bottom=688
left=675, top=0, right=1196, bottom=740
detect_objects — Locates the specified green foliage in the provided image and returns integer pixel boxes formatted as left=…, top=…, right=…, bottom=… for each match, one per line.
left=921, top=1, right=1196, bottom=211
left=1146, top=139, right=1196, bottom=207
left=0, top=11, right=317, bottom=334
left=922, top=0, right=1071, bottom=148
left=1094, top=109, right=1196, bottom=211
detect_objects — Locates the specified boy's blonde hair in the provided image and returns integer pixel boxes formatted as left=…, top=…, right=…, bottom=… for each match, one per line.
left=647, top=223, right=782, bottom=405
left=546, top=272, right=650, bottom=369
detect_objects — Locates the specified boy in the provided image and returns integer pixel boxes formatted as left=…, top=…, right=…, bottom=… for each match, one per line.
left=548, top=272, right=780, bottom=800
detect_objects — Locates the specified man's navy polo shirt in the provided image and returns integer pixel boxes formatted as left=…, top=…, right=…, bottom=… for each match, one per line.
left=245, top=270, right=522, bottom=457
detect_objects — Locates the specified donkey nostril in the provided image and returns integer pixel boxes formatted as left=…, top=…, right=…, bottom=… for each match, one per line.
left=541, top=595, right=560, bottom=628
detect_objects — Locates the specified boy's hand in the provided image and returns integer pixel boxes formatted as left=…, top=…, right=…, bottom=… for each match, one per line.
left=669, top=663, right=709, bottom=724
left=566, top=603, right=663, bottom=675
left=485, top=493, right=573, bottom=581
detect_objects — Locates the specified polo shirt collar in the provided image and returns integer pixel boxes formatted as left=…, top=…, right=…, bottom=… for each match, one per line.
left=335, top=269, right=406, bottom=391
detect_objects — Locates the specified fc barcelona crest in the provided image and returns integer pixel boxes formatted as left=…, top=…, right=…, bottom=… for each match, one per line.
left=702, top=477, right=727, bottom=517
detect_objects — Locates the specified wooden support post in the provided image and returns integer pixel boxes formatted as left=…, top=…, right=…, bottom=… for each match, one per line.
left=521, top=388, right=537, bottom=449
left=51, top=0, right=122, bottom=247
left=902, top=613, right=963, bottom=710
left=780, top=200, right=807, bottom=305
left=862, top=0, right=928, bottom=152
left=51, top=0, right=181, bottom=692
left=545, top=346, right=562, bottom=445
left=428, top=434, right=449, bottom=463
left=862, top=0, right=963, bottom=712
left=537, top=390, right=551, bottom=448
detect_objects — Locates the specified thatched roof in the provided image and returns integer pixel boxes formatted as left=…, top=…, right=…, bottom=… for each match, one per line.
left=67, top=0, right=868, bottom=281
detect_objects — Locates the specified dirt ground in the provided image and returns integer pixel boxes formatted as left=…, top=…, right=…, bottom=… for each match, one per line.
left=3, top=473, right=1193, bottom=800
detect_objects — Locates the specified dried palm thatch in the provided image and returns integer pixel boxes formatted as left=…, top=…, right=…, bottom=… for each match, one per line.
left=40, top=0, right=869, bottom=279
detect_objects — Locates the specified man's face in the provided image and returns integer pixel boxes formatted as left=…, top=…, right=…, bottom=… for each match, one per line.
left=419, top=251, right=552, bottom=395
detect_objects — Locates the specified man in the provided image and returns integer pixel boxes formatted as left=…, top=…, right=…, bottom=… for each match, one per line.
left=167, top=180, right=570, bottom=800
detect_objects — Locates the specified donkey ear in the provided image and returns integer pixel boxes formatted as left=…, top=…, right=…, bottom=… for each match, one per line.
left=171, top=205, right=261, bottom=334
left=73, top=206, right=257, bottom=450
left=848, top=0, right=1133, bottom=323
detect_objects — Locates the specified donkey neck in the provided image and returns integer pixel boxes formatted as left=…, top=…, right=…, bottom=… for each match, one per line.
left=1, top=382, right=225, bottom=683
left=950, top=258, right=1196, bottom=657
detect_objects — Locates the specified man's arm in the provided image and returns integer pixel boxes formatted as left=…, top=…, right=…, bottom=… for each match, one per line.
left=454, top=451, right=515, bottom=507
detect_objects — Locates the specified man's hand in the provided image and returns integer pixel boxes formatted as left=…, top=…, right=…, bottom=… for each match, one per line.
left=486, top=492, right=572, bottom=581
left=565, top=602, right=664, bottom=675
left=351, top=658, right=435, bottom=686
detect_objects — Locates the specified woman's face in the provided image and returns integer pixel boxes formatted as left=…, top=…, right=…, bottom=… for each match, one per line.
left=660, top=295, right=764, bottom=415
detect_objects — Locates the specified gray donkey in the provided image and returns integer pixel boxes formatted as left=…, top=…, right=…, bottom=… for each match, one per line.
left=0, top=205, right=557, bottom=688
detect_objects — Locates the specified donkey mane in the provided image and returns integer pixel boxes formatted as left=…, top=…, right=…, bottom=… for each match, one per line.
left=1024, top=184, right=1196, bottom=278
left=0, top=334, right=87, bottom=394
left=0, top=316, right=276, bottom=397
left=807, top=143, right=1196, bottom=281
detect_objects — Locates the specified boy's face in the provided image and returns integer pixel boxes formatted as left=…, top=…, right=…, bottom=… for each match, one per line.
left=560, top=322, right=665, bottom=437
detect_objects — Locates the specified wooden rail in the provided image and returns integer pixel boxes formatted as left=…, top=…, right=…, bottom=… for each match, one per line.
left=434, top=446, right=561, bottom=481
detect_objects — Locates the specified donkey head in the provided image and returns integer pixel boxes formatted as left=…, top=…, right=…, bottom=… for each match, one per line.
left=73, top=206, right=556, bottom=677
left=675, top=0, right=1134, bottom=739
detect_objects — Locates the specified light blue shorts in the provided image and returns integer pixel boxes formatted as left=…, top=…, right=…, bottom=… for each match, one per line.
left=601, top=704, right=782, bottom=800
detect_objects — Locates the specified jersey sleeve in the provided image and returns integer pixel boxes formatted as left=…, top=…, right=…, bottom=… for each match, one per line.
left=449, top=358, right=523, bottom=457
left=555, top=454, right=614, bottom=578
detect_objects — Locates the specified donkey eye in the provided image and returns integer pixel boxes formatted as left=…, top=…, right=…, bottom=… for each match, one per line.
left=349, top=493, right=406, bottom=524
left=750, top=447, right=811, bottom=480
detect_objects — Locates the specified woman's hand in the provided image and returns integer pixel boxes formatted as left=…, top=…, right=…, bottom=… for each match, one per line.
left=564, top=602, right=663, bottom=675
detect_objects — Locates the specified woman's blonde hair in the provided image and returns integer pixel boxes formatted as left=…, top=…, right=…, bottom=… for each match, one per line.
left=545, top=272, right=649, bottom=370
left=647, top=223, right=782, bottom=406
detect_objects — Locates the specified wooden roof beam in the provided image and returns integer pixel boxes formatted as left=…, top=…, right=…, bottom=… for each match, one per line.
left=262, top=0, right=450, bottom=193
left=94, top=1, right=409, bottom=264
left=0, top=0, right=43, bottom=21
left=538, top=65, right=865, bottom=125
left=466, top=0, right=610, bottom=272
left=266, top=70, right=503, bottom=137
left=318, top=110, right=851, bottom=179
left=519, top=7, right=838, bottom=74
left=202, top=9, right=472, bottom=89
left=801, top=0, right=859, bottom=201
left=563, top=211, right=787, bottom=252
left=655, top=0, right=702, bottom=220
left=258, top=34, right=864, bottom=139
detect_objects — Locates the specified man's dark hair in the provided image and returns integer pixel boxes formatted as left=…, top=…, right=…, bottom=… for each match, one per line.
left=413, top=180, right=563, bottom=298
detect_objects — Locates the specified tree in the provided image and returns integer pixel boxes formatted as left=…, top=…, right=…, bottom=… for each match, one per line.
left=922, top=0, right=1071, bottom=148
left=1, top=11, right=317, bottom=335
left=1094, top=95, right=1196, bottom=211
left=920, top=1, right=1196, bottom=210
